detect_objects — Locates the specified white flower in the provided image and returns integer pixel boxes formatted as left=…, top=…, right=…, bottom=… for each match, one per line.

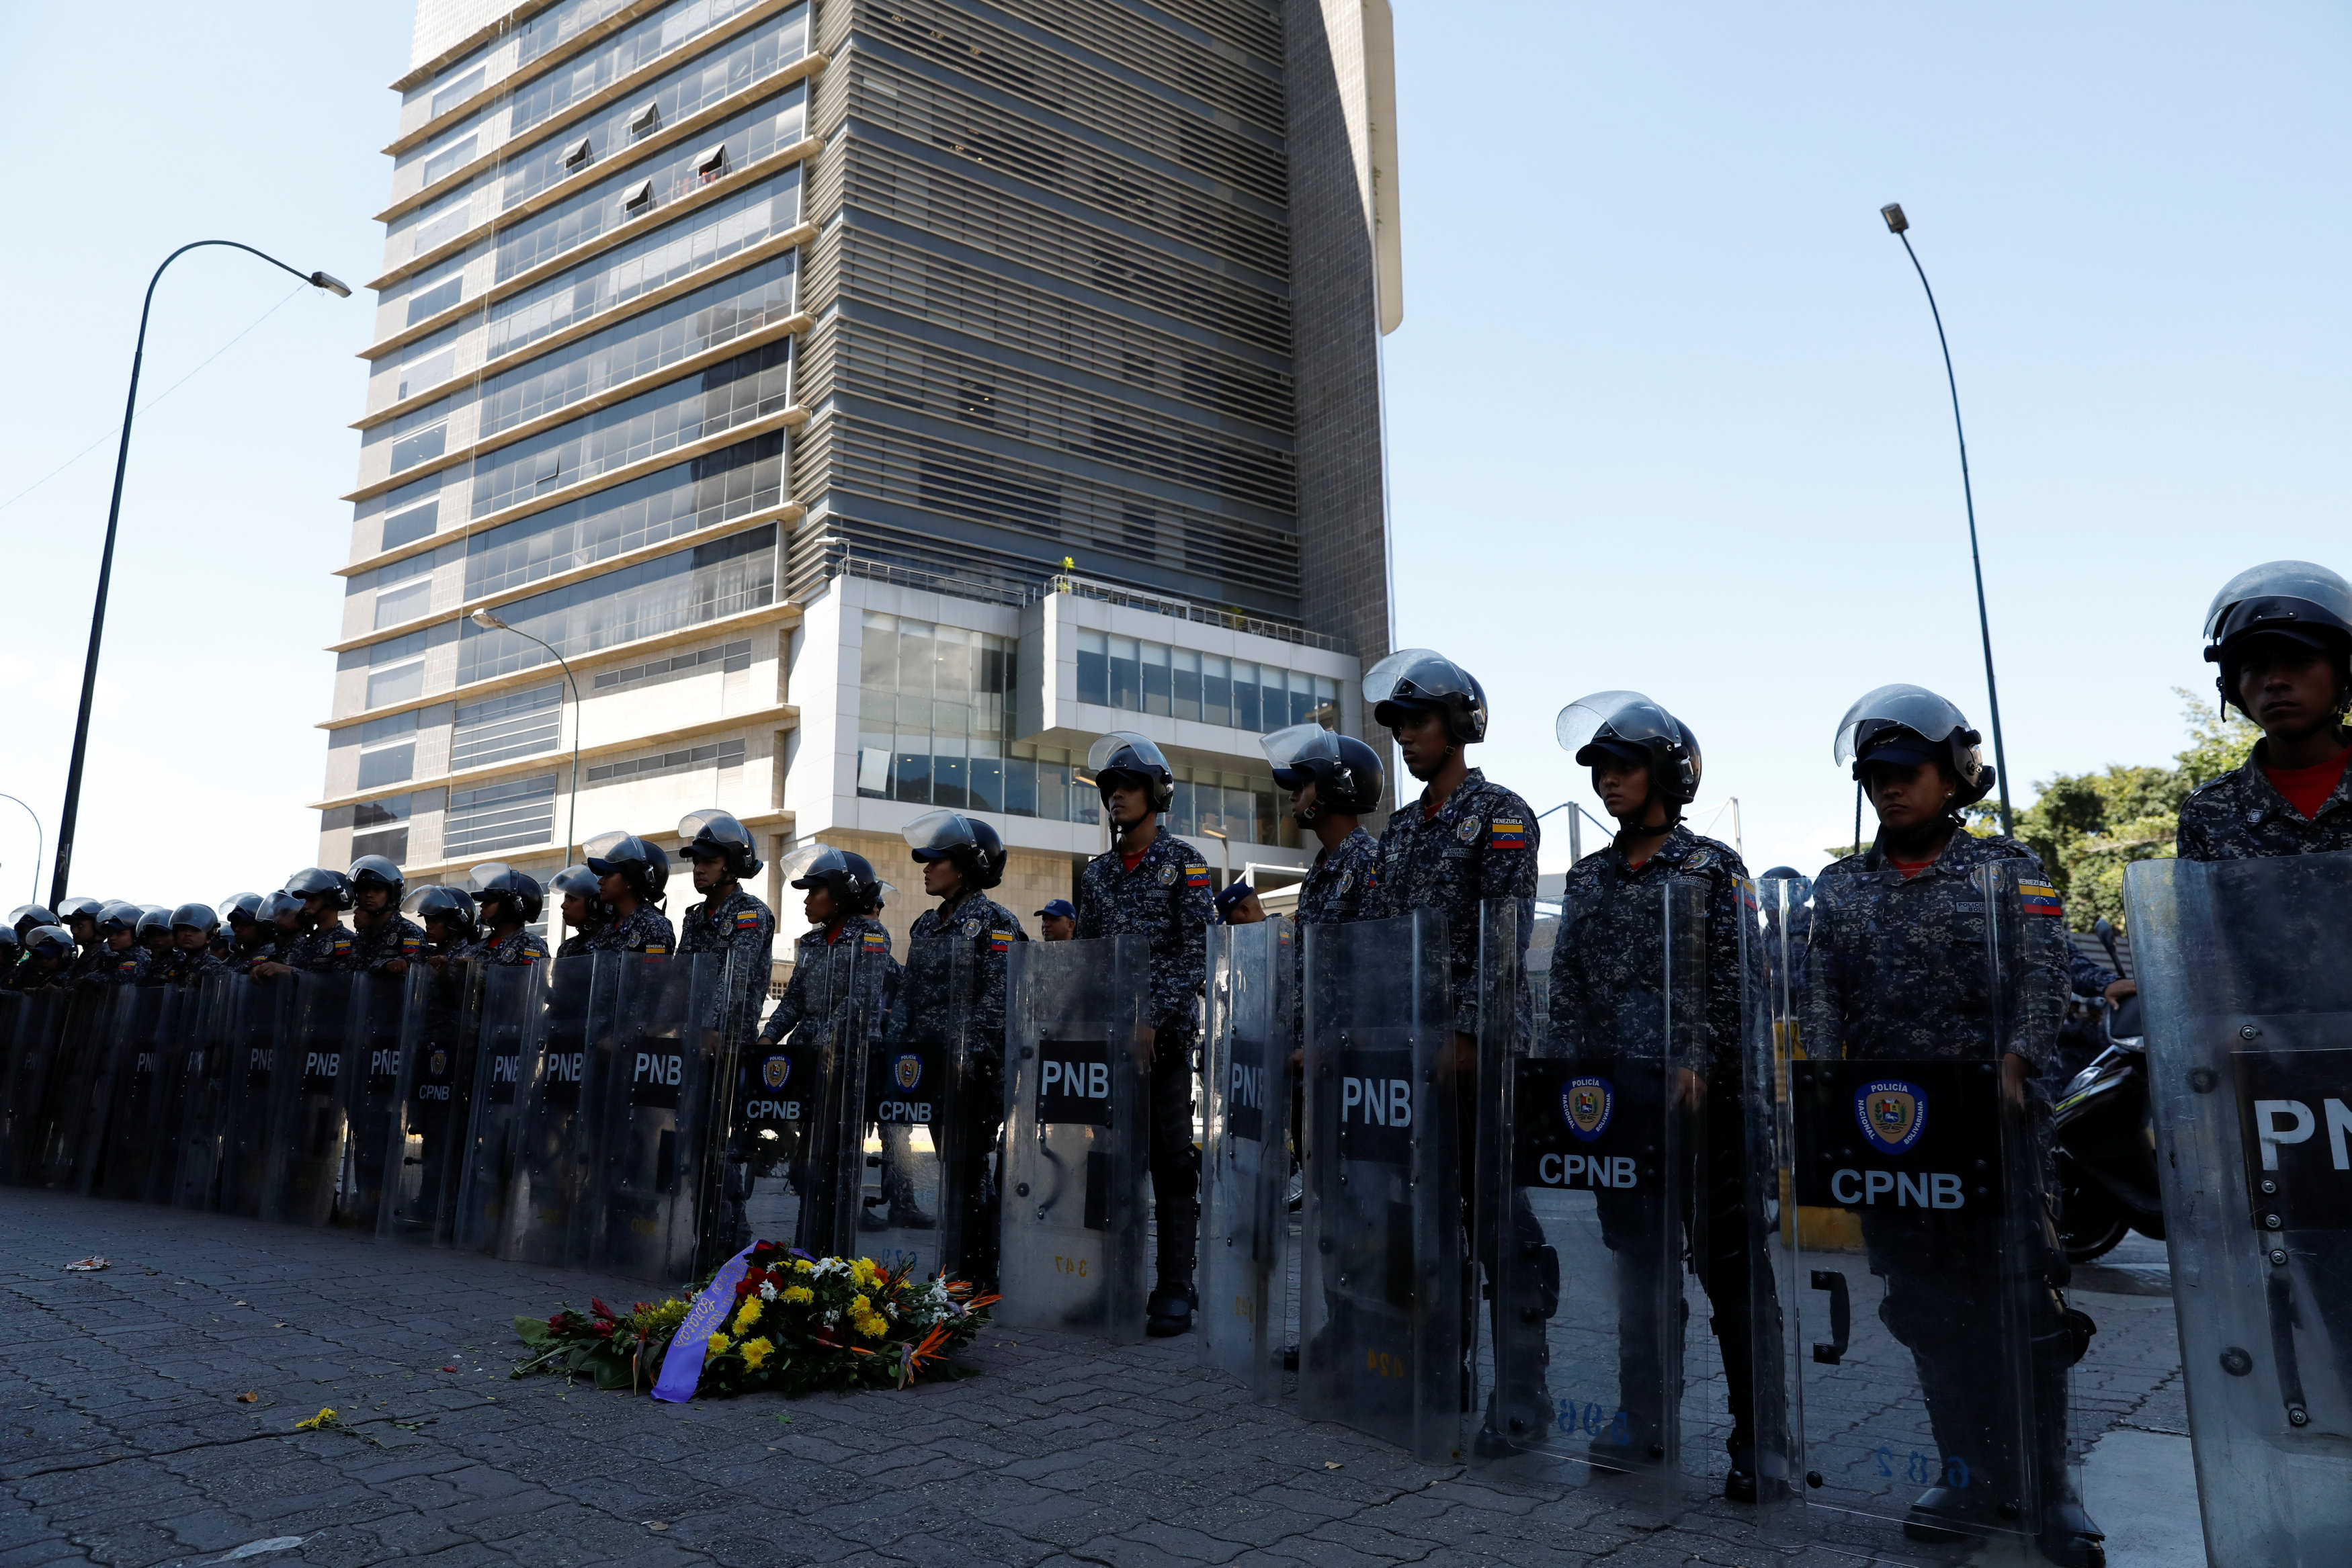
left=757, top=1280, right=778, bottom=1301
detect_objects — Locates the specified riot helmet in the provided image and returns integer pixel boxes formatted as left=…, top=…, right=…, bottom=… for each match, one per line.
left=96, top=900, right=143, bottom=935
left=403, top=884, right=478, bottom=941
left=285, top=867, right=355, bottom=910
left=468, top=862, right=544, bottom=926
left=583, top=831, right=669, bottom=900
left=347, top=855, right=406, bottom=906
left=678, top=809, right=763, bottom=877
left=1261, top=723, right=1385, bottom=817
left=56, top=896, right=103, bottom=926
left=1833, top=684, right=1996, bottom=809
left=8, top=904, right=56, bottom=939
left=23, top=925, right=73, bottom=962
left=1085, top=732, right=1175, bottom=812
left=1758, top=865, right=1804, bottom=883
left=778, top=842, right=884, bottom=914
left=1364, top=648, right=1488, bottom=744
left=1556, top=690, right=1702, bottom=810
left=169, top=903, right=219, bottom=937
left=902, top=810, right=1009, bottom=890
left=550, top=864, right=602, bottom=901
left=2201, top=560, right=2352, bottom=716
left=257, top=889, right=304, bottom=928
left=218, top=892, right=264, bottom=926
left=137, top=906, right=175, bottom=941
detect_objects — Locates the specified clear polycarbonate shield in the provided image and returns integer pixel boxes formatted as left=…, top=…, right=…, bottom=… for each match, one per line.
left=1199, top=918, right=1294, bottom=1397
left=1831, top=684, right=1974, bottom=766
left=1477, top=887, right=1733, bottom=1510
left=380, top=961, right=482, bottom=1244
left=0, top=991, right=31, bottom=1180
left=577, top=953, right=728, bottom=1282
left=864, top=937, right=975, bottom=1283
left=28, top=994, right=114, bottom=1191
left=1300, top=908, right=1463, bottom=1463
left=1767, top=861, right=2076, bottom=1563
left=2125, top=852, right=2352, bottom=1567
left=732, top=943, right=876, bottom=1260
left=168, top=975, right=241, bottom=1212
left=95, top=986, right=185, bottom=1203
left=450, top=961, right=550, bottom=1254
left=217, top=977, right=294, bottom=1217
left=998, top=934, right=1152, bottom=1340
left=331, top=970, right=413, bottom=1231
left=0, top=991, right=73, bottom=1186
left=497, top=953, right=598, bottom=1265
left=259, top=972, right=360, bottom=1227
left=1553, top=690, right=1671, bottom=758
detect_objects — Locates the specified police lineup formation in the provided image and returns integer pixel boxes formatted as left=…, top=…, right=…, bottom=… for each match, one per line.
left=7, top=560, right=2351, bottom=1564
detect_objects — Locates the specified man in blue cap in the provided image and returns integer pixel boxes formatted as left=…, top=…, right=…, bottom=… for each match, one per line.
left=1213, top=881, right=1265, bottom=926
left=1034, top=898, right=1076, bottom=942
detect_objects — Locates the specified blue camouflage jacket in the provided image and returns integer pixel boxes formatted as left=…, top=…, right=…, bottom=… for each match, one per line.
left=2175, top=740, right=2352, bottom=861
left=759, top=915, right=894, bottom=1045
left=583, top=903, right=675, bottom=955
left=1076, top=829, right=1215, bottom=1036
left=680, top=886, right=775, bottom=1042
left=1363, top=768, right=1541, bottom=1034
left=905, top=893, right=1025, bottom=1065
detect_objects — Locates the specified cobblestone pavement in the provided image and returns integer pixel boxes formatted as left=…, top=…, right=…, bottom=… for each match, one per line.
left=0, top=1190, right=2187, bottom=1568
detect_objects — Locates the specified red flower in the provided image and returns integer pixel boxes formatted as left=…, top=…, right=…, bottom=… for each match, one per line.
left=590, top=1297, right=618, bottom=1321
left=546, top=1312, right=566, bottom=1331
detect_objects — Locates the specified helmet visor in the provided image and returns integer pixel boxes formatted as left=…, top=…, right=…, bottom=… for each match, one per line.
left=583, top=831, right=650, bottom=873
left=2204, top=560, right=2352, bottom=641
left=1833, top=684, right=1974, bottom=765
left=901, top=809, right=979, bottom=856
left=678, top=808, right=753, bottom=853
left=550, top=865, right=601, bottom=897
left=1260, top=722, right=1342, bottom=774
left=778, top=842, right=851, bottom=886
left=1362, top=648, right=1474, bottom=708
left=1556, top=690, right=1674, bottom=760
left=169, top=902, right=218, bottom=932
left=1085, top=731, right=1169, bottom=777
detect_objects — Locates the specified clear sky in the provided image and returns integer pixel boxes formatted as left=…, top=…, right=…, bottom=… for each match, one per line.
left=0, top=1, right=2345, bottom=907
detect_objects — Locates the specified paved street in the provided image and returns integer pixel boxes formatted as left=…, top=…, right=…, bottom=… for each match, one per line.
left=1, top=1190, right=2199, bottom=1567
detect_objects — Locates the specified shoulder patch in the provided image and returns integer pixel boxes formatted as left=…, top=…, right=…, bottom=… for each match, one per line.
left=1488, top=820, right=1527, bottom=851
left=642, top=944, right=669, bottom=957
left=2017, top=882, right=2064, bottom=918
left=734, top=909, right=761, bottom=928
left=989, top=929, right=1013, bottom=953
left=1185, top=864, right=1211, bottom=889
left=1158, top=863, right=1179, bottom=887
left=861, top=930, right=885, bottom=950
left=1455, top=816, right=1482, bottom=843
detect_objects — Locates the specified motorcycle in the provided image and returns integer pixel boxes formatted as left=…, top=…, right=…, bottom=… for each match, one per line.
left=2051, top=920, right=2163, bottom=1264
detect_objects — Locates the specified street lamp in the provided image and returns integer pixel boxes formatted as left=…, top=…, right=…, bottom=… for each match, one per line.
left=469, top=607, right=583, bottom=862
left=1200, top=824, right=1231, bottom=888
left=0, top=793, right=43, bottom=904
left=1880, top=202, right=2016, bottom=834
left=50, top=243, right=350, bottom=908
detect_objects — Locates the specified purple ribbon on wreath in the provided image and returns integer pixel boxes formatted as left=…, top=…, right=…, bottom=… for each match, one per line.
left=650, top=1242, right=757, bottom=1403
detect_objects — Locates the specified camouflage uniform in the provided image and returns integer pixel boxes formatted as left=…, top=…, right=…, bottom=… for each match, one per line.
left=459, top=929, right=551, bottom=966
left=1295, top=826, right=1381, bottom=928
left=757, top=916, right=893, bottom=1045
left=67, top=945, right=110, bottom=984
left=83, top=945, right=151, bottom=988
left=892, top=894, right=1024, bottom=1262
left=145, top=949, right=230, bottom=988
left=1075, top=832, right=1214, bottom=1036
left=679, top=885, right=775, bottom=1043
left=225, top=940, right=279, bottom=977
left=555, top=928, right=599, bottom=958
left=583, top=904, right=675, bottom=955
left=1363, top=768, right=1540, bottom=1034
left=1802, top=832, right=2068, bottom=1077
left=1548, top=826, right=1753, bottom=1071
left=2175, top=740, right=2352, bottom=861
left=287, top=915, right=426, bottom=975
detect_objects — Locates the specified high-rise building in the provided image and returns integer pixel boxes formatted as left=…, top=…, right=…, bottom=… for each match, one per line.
left=321, top=0, right=1400, bottom=971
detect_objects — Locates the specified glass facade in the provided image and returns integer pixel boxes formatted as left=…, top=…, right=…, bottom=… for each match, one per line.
left=1073, top=628, right=1339, bottom=732
left=457, top=523, right=775, bottom=683
left=855, top=611, right=1017, bottom=813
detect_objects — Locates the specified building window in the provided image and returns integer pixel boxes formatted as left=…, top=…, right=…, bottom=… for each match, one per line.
left=695, top=143, right=728, bottom=183
left=407, top=269, right=464, bottom=326
left=585, top=736, right=743, bottom=784
left=366, top=659, right=425, bottom=709
left=562, top=136, right=593, bottom=169
left=591, top=638, right=752, bottom=691
left=374, top=574, right=432, bottom=629
left=325, top=793, right=417, bottom=866
left=429, top=66, right=486, bottom=120
left=396, top=344, right=458, bottom=402
left=452, top=681, right=563, bottom=769
left=855, top=611, right=1015, bottom=810
left=382, top=496, right=440, bottom=552
left=622, top=178, right=656, bottom=216
left=357, top=710, right=419, bottom=791
left=630, top=101, right=662, bottom=136
left=421, top=132, right=478, bottom=187
left=409, top=191, right=474, bottom=259
left=446, top=774, right=557, bottom=857
left=1072, top=629, right=1338, bottom=733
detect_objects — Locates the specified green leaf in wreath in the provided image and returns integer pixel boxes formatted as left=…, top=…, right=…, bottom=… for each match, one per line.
left=513, top=1315, right=554, bottom=1346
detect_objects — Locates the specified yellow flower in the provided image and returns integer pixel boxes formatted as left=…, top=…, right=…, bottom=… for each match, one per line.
left=792, top=1259, right=814, bottom=1274
left=850, top=1258, right=879, bottom=1287
left=852, top=1310, right=889, bottom=1340
left=293, top=1407, right=337, bottom=1431
left=732, top=1299, right=761, bottom=1335
left=782, top=1285, right=814, bottom=1304
left=850, top=1293, right=870, bottom=1315
left=708, top=1332, right=732, bottom=1356
left=741, top=1337, right=774, bottom=1370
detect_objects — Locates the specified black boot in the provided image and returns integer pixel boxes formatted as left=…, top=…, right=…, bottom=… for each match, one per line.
left=1146, top=1280, right=1197, bottom=1338
left=2036, top=1501, right=2106, bottom=1568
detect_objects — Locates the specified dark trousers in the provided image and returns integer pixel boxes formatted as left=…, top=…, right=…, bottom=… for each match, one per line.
left=1149, top=1022, right=1200, bottom=1283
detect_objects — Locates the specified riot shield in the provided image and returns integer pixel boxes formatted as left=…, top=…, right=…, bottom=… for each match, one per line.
left=997, top=934, right=1152, bottom=1340
left=1299, top=908, right=1463, bottom=1463
left=259, top=971, right=356, bottom=1226
left=218, top=976, right=295, bottom=1218
left=331, top=969, right=413, bottom=1231
left=1765, top=859, right=2084, bottom=1563
left=1478, top=884, right=1751, bottom=1509
left=29, top=994, right=114, bottom=1191
left=0, top=991, right=29, bottom=1180
left=497, top=953, right=597, bottom=1265
left=2126, top=851, right=2352, bottom=1567
left=1199, top=918, right=1294, bottom=1398
left=450, top=961, right=549, bottom=1254
left=862, top=937, right=975, bottom=1283
left=380, top=962, right=482, bottom=1244
left=96, top=985, right=185, bottom=1203
left=168, top=974, right=240, bottom=1211
left=577, top=953, right=726, bottom=1282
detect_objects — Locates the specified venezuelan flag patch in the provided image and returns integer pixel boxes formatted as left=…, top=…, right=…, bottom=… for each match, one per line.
left=2018, top=882, right=2064, bottom=918
left=642, top=945, right=669, bottom=957
left=1734, top=878, right=1759, bottom=913
left=1489, top=820, right=1528, bottom=851
left=734, top=909, right=762, bottom=929
left=1185, top=864, right=1212, bottom=889
left=989, top=929, right=1013, bottom=953
left=861, top=930, right=886, bottom=950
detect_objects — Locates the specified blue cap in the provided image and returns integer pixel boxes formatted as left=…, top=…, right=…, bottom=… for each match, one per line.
left=1214, top=881, right=1257, bottom=916
left=1035, top=898, right=1077, bottom=920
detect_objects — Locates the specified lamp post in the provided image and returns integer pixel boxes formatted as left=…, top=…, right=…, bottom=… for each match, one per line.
left=50, top=243, right=350, bottom=908
left=1201, top=824, right=1231, bottom=889
left=0, top=793, right=43, bottom=904
left=1880, top=202, right=2016, bottom=834
left=469, top=608, right=583, bottom=862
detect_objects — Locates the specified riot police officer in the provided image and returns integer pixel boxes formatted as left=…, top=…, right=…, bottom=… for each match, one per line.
left=677, top=809, right=775, bottom=1036
left=460, top=866, right=551, bottom=965
left=1545, top=691, right=1774, bottom=1497
left=346, top=856, right=425, bottom=973
left=405, top=885, right=478, bottom=969
left=155, top=904, right=229, bottom=988
left=253, top=868, right=353, bottom=977
left=1074, top=732, right=1216, bottom=1337
left=57, top=896, right=108, bottom=983
left=8, top=904, right=58, bottom=944
left=550, top=865, right=605, bottom=955
left=216, top=892, right=261, bottom=961
left=1804, top=684, right=2099, bottom=1565
left=581, top=833, right=675, bottom=953
left=900, top=810, right=1027, bottom=1270
left=1265, top=724, right=1384, bottom=931
left=81, top=901, right=151, bottom=989
left=15, top=924, right=75, bottom=989
left=136, top=906, right=175, bottom=962
left=1213, top=881, right=1265, bottom=925
left=2179, top=559, right=2352, bottom=859
left=230, top=891, right=299, bottom=975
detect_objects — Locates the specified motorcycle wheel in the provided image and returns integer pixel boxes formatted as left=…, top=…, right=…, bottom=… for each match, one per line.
left=2060, top=1168, right=2130, bottom=1264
